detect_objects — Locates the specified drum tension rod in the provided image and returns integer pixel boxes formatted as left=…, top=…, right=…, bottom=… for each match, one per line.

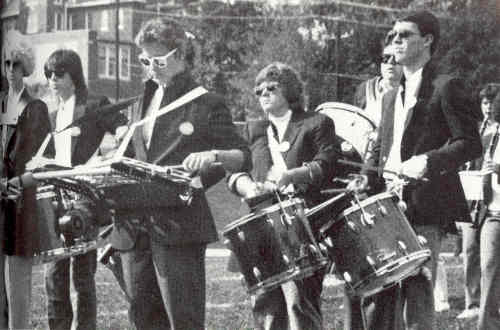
left=353, top=194, right=375, bottom=226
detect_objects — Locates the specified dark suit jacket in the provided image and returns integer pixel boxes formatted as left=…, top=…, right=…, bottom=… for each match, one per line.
left=353, top=76, right=380, bottom=110
left=1, top=89, right=51, bottom=256
left=111, top=72, right=250, bottom=249
left=366, top=64, right=482, bottom=233
left=241, top=111, right=341, bottom=207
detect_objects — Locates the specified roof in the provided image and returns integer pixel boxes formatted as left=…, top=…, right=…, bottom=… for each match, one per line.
left=67, top=0, right=146, bottom=8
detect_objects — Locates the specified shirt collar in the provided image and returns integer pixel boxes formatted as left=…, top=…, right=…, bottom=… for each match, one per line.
left=59, top=94, right=76, bottom=111
left=404, top=67, right=423, bottom=97
left=8, top=85, right=24, bottom=103
left=268, top=110, right=292, bottom=127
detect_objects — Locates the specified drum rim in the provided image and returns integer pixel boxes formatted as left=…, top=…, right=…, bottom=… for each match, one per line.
left=340, top=191, right=398, bottom=218
left=314, top=102, right=377, bottom=130
left=222, top=197, right=305, bottom=234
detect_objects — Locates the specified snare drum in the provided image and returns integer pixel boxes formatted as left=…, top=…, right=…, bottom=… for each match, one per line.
left=35, top=185, right=63, bottom=256
left=318, top=192, right=431, bottom=297
left=222, top=198, right=329, bottom=295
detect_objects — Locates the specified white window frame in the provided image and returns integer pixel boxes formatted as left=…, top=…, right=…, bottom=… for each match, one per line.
left=85, top=11, right=91, bottom=29
left=54, top=12, right=63, bottom=31
left=118, top=8, right=124, bottom=30
left=98, top=44, right=131, bottom=81
left=54, top=0, right=63, bottom=5
left=101, top=10, right=109, bottom=31
left=67, top=13, right=73, bottom=30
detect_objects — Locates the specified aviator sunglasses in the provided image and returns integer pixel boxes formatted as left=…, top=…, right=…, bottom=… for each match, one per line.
left=4, top=60, right=21, bottom=70
left=385, top=30, right=418, bottom=44
left=254, top=82, right=280, bottom=96
left=138, top=48, right=177, bottom=68
left=44, top=68, right=66, bottom=80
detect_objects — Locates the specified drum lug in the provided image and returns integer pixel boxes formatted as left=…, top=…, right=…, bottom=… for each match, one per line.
left=237, top=230, right=245, bottom=242
left=347, top=221, right=360, bottom=233
left=223, top=238, right=233, bottom=250
left=417, top=235, right=428, bottom=246
left=323, top=237, right=334, bottom=249
left=398, top=240, right=408, bottom=253
left=378, top=205, right=388, bottom=216
left=281, top=214, right=293, bottom=227
left=362, top=213, right=375, bottom=226
left=253, top=267, right=262, bottom=281
left=282, top=255, right=290, bottom=265
left=266, top=217, right=274, bottom=226
left=366, top=256, right=376, bottom=268
left=319, top=242, right=328, bottom=254
left=397, top=200, right=407, bottom=212
left=343, top=272, right=352, bottom=283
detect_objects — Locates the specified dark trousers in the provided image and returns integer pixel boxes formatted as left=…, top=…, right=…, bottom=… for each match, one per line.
left=119, top=233, right=207, bottom=330
left=45, top=251, right=97, bottom=330
left=252, top=271, right=324, bottom=330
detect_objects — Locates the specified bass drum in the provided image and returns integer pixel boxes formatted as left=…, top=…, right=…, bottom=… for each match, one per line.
left=315, top=102, right=376, bottom=161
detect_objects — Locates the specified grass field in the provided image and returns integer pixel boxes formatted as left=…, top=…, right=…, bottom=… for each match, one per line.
left=28, top=182, right=479, bottom=329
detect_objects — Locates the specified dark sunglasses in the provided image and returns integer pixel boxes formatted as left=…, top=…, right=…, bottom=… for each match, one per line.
left=138, top=48, right=177, bottom=68
left=381, top=54, right=396, bottom=64
left=44, top=68, right=66, bottom=80
left=254, top=83, right=280, bottom=96
left=385, top=30, right=418, bottom=44
left=4, top=60, right=21, bottom=69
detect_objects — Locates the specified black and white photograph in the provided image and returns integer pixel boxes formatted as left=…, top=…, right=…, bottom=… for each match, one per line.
left=0, top=0, right=498, bottom=329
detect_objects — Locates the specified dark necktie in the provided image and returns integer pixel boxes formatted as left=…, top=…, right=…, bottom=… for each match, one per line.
left=270, top=123, right=279, bottom=143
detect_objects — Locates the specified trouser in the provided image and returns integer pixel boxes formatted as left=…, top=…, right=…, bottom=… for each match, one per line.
left=477, top=216, right=500, bottom=330
left=462, top=222, right=481, bottom=309
left=0, top=255, right=33, bottom=330
left=119, top=232, right=207, bottom=330
left=45, top=250, right=97, bottom=330
left=344, top=224, right=443, bottom=330
left=252, top=271, right=325, bottom=330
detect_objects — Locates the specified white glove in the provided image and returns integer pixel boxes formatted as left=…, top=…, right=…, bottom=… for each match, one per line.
left=400, top=155, right=428, bottom=179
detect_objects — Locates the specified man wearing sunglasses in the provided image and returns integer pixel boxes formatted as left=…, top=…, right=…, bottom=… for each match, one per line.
left=227, top=62, right=341, bottom=330
left=353, top=44, right=402, bottom=126
left=0, top=30, right=51, bottom=330
left=40, top=49, right=128, bottom=330
left=346, top=10, right=482, bottom=330
left=107, top=18, right=249, bottom=330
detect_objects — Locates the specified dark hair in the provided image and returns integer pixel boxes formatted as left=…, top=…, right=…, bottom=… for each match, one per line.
left=255, top=62, right=305, bottom=114
left=44, top=49, right=88, bottom=105
left=397, top=10, right=440, bottom=54
left=135, top=17, right=195, bottom=67
left=492, top=91, right=500, bottom=123
left=479, top=83, right=500, bottom=102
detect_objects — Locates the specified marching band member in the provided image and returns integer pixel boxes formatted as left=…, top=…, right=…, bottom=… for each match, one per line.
left=41, top=49, right=127, bottom=330
left=346, top=11, right=482, bottom=330
left=0, top=30, right=51, bottom=330
left=228, top=62, right=341, bottom=330
left=108, top=17, right=250, bottom=330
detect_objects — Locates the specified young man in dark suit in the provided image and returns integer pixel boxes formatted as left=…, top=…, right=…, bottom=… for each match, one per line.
left=345, top=11, right=482, bottom=330
left=108, top=18, right=250, bottom=330
left=228, top=62, right=341, bottom=330
left=41, top=49, right=127, bottom=330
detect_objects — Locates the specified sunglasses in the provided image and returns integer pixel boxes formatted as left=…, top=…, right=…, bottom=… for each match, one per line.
left=385, top=30, right=418, bottom=44
left=381, top=54, right=396, bottom=64
left=44, top=68, right=66, bottom=80
left=138, top=48, right=177, bottom=68
left=4, top=60, right=21, bottom=69
left=254, top=83, right=280, bottom=96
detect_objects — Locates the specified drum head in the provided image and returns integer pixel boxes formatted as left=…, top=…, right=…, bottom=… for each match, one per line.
left=315, top=102, right=376, bottom=158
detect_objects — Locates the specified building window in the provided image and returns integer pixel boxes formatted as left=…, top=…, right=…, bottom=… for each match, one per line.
left=67, top=14, right=73, bottom=30
left=85, top=11, right=92, bottom=30
left=118, top=8, right=125, bottom=30
left=101, top=10, right=109, bottom=31
left=98, top=44, right=131, bottom=81
left=54, top=0, right=63, bottom=5
left=54, top=12, right=63, bottom=31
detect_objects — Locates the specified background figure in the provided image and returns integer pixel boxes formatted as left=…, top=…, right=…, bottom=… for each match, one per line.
left=42, top=49, right=127, bottom=330
left=353, top=43, right=402, bottom=126
left=457, top=83, right=500, bottom=320
left=108, top=17, right=249, bottom=330
left=229, top=62, right=340, bottom=330
left=0, top=30, right=51, bottom=330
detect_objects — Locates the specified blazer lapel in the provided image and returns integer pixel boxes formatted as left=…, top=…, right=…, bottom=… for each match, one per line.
left=380, top=90, right=397, bottom=167
left=71, top=104, right=85, bottom=158
left=281, top=112, right=303, bottom=160
left=4, top=90, right=30, bottom=152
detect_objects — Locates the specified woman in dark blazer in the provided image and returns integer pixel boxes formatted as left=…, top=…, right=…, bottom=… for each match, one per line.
left=0, top=30, right=51, bottom=329
left=229, top=62, right=341, bottom=330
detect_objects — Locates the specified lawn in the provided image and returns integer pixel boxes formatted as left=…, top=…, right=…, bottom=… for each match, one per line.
left=28, top=182, right=478, bottom=329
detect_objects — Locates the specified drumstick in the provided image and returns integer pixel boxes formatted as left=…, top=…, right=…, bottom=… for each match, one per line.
left=338, top=159, right=429, bottom=182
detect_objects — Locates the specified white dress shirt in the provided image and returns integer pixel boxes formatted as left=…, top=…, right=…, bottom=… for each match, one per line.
left=55, top=95, right=76, bottom=167
left=266, top=110, right=292, bottom=187
left=143, top=85, right=164, bottom=149
left=2, top=86, right=25, bottom=125
left=384, top=68, right=423, bottom=179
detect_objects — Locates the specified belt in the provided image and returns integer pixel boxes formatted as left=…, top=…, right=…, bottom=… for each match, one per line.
left=486, top=210, right=500, bottom=218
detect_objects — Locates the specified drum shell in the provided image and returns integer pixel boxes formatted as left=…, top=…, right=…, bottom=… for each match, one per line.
left=319, top=192, right=430, bottom=297
left=223, top=198, right=328, bottom=295
left=36, top=189, right=62, bottom=254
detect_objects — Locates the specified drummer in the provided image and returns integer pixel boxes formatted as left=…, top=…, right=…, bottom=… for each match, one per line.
left=228, top=62, right=341, bottom=330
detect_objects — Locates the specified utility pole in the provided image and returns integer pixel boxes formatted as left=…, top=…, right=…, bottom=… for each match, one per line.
left=115, top=0, right=120, bottom=101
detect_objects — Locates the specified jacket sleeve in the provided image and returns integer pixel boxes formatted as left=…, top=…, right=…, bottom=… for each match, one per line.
left=95, top=96, right=129, bottom=134
left=425, top=78, right=483, bottom=175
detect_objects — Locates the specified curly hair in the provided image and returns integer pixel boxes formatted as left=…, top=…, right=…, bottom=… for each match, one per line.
left=255, top=62, right=305, bottom=114
left=135, top=17, right=195, bottom=67
left=3, top=30, right=35, bottom=77
left=44, top=49, right=88, bottom=106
